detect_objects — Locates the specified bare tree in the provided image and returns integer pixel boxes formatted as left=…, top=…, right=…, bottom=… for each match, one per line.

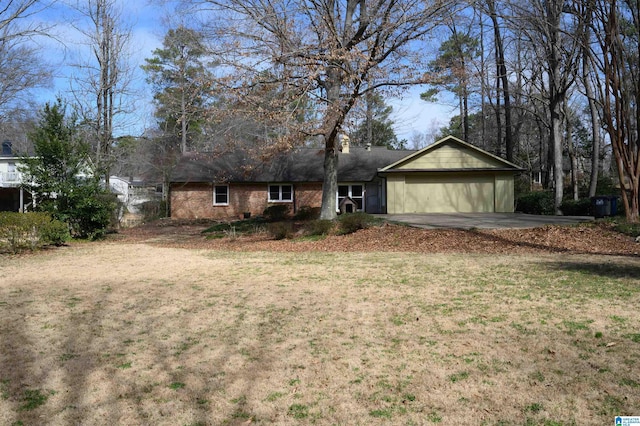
left=0, top=0, right=54, bottom=41
left=183, top=0, right=454, bottom=219
left=575, top=0, right=602, bottom=198
left=482, top=0, right=516, bottom=162
left=510, top=0, right=584, bottom=214
left=0, top=0, right=55, bottom=118
left=592, top=0, right=640, bottom=222
left=68, top=0, right=133, bottom=185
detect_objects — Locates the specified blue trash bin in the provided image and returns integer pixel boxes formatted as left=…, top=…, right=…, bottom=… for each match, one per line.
left=609, top=196, right=618, bottom=216
left=591, top=196, right=611, bottom=218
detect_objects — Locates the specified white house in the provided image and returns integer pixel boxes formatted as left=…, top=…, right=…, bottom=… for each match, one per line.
left=0, top=141, right=31, bottom=212
left=1, top=141, right=159, bottom=222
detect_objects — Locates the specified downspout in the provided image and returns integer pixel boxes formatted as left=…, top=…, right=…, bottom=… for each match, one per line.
left=376, top=169, right=388, bottom=214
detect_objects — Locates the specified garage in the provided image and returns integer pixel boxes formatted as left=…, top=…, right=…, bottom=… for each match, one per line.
left=381, top=136, right=523, bottom=214
left=404, top=174, right=495, bottom=213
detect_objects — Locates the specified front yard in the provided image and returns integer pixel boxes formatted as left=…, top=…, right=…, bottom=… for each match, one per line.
left=1, top=236, right=639, bottom=425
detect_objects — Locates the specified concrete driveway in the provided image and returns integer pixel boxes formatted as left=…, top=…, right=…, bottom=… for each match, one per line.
left=376, top=213, right=595, bottom=230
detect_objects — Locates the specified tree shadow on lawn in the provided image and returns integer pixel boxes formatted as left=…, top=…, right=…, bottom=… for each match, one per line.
left=465, top=228, right=640, bottom=257
left=543, top=259, right=640, bottom=280
left=0, top=283, right=274, bottom=425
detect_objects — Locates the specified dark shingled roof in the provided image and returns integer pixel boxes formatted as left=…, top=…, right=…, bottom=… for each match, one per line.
left=171, top=147, right=415, bottom=183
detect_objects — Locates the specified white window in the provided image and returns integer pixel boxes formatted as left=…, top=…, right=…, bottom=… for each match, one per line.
left=533, top=171, right=542, bottom=184
left=268, top=184, right=293, bottom=202
left=213, top=184, right=229, bottom=206
left=338, top=184, right=364, bottom=211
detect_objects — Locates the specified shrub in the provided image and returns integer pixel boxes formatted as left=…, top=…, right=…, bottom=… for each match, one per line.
left=612, top=220, right=640, bottom=237
left=516, top=191, right=555, bottom=215
left=0, top=212, right=69, bottom=253
left=263, top=204, right=290, bottom=221
left=68, top=190, right=119, bottom=240
left=267, top=222, right=293, bottom=240
left=139, top=200, right=167, bottom=222
left=294, top=205, right=321, bottom=221
left=337, top=212, right=374, bottom=235
left=305, top=219, right=334, bottom=236
left=39, top=218, right=71, bottom=246
left=560, top=199, right=592, bottom=216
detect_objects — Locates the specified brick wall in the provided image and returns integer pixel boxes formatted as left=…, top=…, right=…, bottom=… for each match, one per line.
left=293, top=183, right=323, bottom=212
left=171, top=182, right=324, bottom=220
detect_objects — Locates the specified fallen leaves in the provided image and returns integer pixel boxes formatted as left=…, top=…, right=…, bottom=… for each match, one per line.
left=115, top=221, right=640, bottom=256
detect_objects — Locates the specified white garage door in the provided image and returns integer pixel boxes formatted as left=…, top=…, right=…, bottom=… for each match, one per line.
left=404, top=175, right=495, bottom=213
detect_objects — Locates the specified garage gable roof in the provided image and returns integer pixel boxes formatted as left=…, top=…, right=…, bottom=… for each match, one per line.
left=379, top=136, right=524, bottom=172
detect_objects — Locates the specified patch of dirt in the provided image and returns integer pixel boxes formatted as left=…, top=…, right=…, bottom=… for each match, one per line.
left=114, top=219, right=640, bottom=256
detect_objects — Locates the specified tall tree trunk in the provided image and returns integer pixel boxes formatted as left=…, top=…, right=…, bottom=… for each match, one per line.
left=366, top=86, right=373, bottom=146
left=479, top=14, right=487, bottom=150
left=550, top=97, right=564, bottom=214
left=565, top=107, right=578, bottom=201
left=487, top=0, right=514, bottom=161
left=487, top=0, right=502, bottom=157
left=462, top=86, right=469, bottom=141
left=545, top=0, right=565, bottom=215
left=598, top=0, right=640, bottom=222
left=180, top=44, right=188, bottom=154
left=580, top=0, right=600, bottom=198
left=319, top=67, right=343, bottom=220
left=585, top=79, right=601, bottom=198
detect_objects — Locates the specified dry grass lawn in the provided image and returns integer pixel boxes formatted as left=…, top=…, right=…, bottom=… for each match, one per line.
left=1, top=241, right=639, bottom=425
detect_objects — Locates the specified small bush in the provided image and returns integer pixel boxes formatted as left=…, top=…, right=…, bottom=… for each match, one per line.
left=263, top=204, right=290, bottom=221
left=0, top=212, right=69, bottom=253
left=294, top=205, right=321, bottom=221
left=267, top=222, right=293, bottom=240
left=337, top=212, right=374, bottom=235
left=139, top=200, right=167, bottom=221
left=305, top=219, right=334, bottom=236
left=609, top=219, right=640, bottom=237
left=39, top=219, right=71, bottom=246
left=202, top=217, right=267, bottom=236
left=560, top=199, right=592, bottom=216
left=516, top=191, right=555, bottom=215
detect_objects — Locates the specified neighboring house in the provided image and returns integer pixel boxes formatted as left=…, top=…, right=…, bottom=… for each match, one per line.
left=1, top=140, right=159, bottom=220
left=170, top=136, right=524, bottom=219
left=108, top=176, right=163, bottom=226
left=0, top=141, right=31, bottom=212
left=109, top=176, right=160, bottom=213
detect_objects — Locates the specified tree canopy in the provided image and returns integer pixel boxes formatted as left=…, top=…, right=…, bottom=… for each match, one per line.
left=142, top=26, right=215, bottom=153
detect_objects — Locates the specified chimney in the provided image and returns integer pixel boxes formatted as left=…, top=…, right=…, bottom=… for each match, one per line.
left=1, top=140, right=12, bottom=156
left=340, top=134, right=350, bottom=154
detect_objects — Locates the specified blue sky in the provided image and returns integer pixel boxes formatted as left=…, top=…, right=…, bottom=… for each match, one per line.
left=27, top=0, right=452, bottom=145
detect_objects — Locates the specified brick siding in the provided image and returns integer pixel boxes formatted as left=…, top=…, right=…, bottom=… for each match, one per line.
left=171, top=182, right=323, bottom=220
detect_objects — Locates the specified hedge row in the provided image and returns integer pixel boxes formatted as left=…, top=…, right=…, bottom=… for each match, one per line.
left=0, top=212, right=69, bottom=253
left=516, top=192, right=609, bottom=216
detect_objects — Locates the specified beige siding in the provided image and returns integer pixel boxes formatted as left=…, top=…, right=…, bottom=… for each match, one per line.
left=403, top=174, right=495, bottom=213
left=494, top=174, right=515, bottom=212
left=396, top=143, right=505, bottom=170
left=386, top=175, right=405, bottom=214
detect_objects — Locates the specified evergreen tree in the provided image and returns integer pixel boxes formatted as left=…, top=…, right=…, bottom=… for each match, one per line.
left=142, top=26, right=214, bottom=153
left=350, top=93, right=403, bottom=149
left=422, top=29, right=480, bottom=142
left=20, top=100, right=116, bottom=239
